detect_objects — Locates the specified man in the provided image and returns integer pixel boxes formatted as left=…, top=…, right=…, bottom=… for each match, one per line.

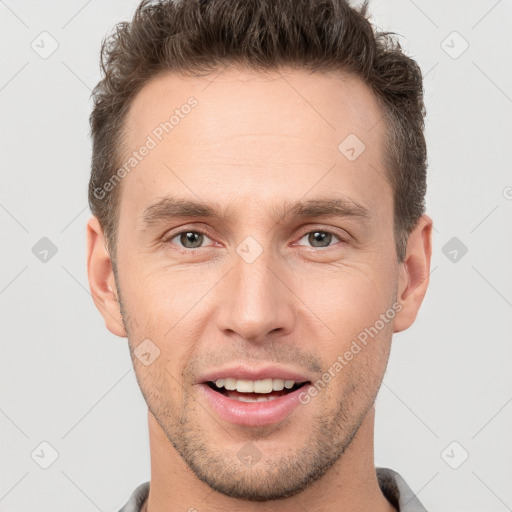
left=86, top=0, right=432, bottom=510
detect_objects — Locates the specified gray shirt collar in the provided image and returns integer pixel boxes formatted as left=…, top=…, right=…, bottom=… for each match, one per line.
left=118, top=467, right=428, bottom=511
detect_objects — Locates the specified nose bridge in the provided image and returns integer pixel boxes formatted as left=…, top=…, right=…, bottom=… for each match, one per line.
left=216, top=238, right=294, bottom=341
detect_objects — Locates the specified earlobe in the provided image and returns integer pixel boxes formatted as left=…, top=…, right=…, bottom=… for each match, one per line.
left=86, top=216, right=127, bottom=338
left=393, top=214, right=433, bottom=333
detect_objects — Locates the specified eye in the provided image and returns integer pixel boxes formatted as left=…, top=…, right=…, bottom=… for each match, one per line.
left=164, top=230, right=214, bottom=249
left=295, top=229, right=346, bottom=248
left=162, top=227, right=347, bottom=252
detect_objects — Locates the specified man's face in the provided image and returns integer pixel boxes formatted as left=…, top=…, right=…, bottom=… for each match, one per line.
left=108, top=67, right=403, bottom=500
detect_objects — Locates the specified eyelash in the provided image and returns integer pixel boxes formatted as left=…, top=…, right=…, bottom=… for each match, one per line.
left=162, top=227, right=348, bottom=251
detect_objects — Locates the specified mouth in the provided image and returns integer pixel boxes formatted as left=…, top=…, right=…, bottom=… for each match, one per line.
left=198, top=378, right=313, bottom=426
left=205, top=379, right=309, bottom=402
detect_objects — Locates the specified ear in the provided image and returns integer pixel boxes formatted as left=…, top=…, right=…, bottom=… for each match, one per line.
left=394, top=214, right=433, bottom=333
left=86, top=216, right=127, bottom=338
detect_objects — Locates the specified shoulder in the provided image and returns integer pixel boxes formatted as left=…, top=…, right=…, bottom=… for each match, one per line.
left=117, top=481, right=150, bottom=512
left=376, top=467, right=429, bottom=512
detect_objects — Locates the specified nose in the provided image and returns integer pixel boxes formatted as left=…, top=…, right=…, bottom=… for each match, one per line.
left=214, top=248, right=296, bottom=344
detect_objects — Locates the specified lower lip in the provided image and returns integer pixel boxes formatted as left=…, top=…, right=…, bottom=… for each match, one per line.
left=197, top=383, right=312, bottom=427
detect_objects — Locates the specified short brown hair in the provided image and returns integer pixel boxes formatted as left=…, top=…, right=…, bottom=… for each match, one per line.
left=88, top=0, right=427, bottom=263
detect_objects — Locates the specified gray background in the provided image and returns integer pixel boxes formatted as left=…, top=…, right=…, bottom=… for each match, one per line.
left=1, top=0, right=511, bottom=510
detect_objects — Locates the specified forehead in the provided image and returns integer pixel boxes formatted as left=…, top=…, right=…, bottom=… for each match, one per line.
left=123, top=66, right=385, bottom=150
left=118, top=67, right=390, bottom=227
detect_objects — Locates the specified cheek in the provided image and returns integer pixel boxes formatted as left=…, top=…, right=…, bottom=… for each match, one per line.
left=119, top=259, right=203, bottom=328
left=294, top=264, right=395, bottom=394
left=121, top=268, right=213, bottom=375
left=316, top=320, right=394, bottom=410
left=298, top=265, right=393, bottom=340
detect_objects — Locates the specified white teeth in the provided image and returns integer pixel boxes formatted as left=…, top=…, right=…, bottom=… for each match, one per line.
left=236, top=379, right=254, bottom=393
left=213, top=378, right=299, bottom=393
left=272, top=379, right=285, bottom=391
left=253, top=378, right=273, bottom=393
left=224, top=378, right=237, bottom=390
left=231, top=395, right=279, bottom=402
left=284, top=380, right=295, bottom=389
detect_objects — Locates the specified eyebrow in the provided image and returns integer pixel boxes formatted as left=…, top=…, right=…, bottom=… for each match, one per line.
left=140, top=195, right=370, bottom=230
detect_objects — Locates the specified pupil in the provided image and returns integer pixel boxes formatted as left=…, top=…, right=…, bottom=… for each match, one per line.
left=181, top=232, right=203, bottom=248
left=309, top=231, right=331, bottom=247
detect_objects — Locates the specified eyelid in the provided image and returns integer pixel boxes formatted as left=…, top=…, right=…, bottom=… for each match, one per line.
left=293, top=226, right=350, bottom=247
left=161, top=226, right=216, bottom=248
left=162, top=224, right=350, bottom=250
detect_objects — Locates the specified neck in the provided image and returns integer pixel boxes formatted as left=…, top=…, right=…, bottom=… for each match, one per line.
left=144, top=406, right=395, bottom=512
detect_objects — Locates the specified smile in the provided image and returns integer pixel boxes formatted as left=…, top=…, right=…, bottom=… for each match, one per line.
left=198, top=379, right=312, bottom=427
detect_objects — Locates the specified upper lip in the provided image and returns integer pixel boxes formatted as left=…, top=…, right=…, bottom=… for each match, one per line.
left=197, top=364, right=312, bottom=385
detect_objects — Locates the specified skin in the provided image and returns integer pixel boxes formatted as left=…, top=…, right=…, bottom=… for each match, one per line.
left=87, top=66, right=432, bottom=512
